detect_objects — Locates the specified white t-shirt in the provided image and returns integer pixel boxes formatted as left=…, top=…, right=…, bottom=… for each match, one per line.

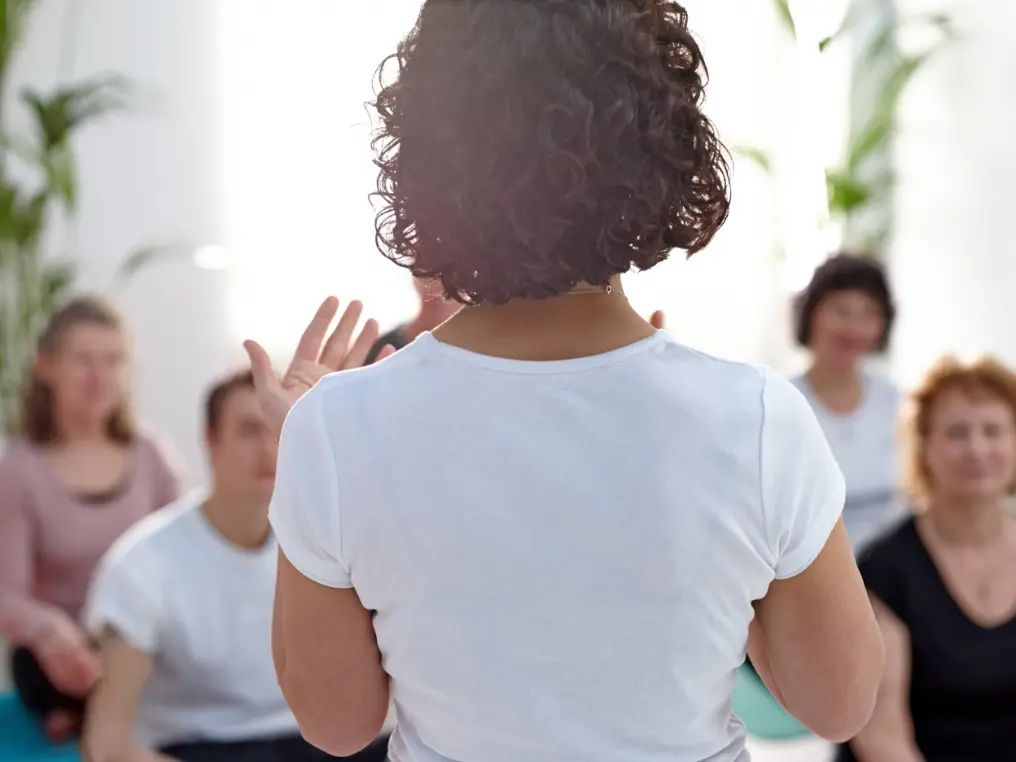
left=269, top=332, right=844, bottom=762
left=790, top=372, right=904, bottom=553
left=84, top=496, right=297, bottom=749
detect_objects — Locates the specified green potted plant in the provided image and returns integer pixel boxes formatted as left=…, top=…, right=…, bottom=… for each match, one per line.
left=0, top=0, right=130, bottom=436
left=738, top=0, right=955, bottom=256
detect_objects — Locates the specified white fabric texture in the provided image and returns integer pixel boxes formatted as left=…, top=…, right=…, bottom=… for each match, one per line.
left=790, top=372, right=904, bottom=553
left=270, top=332, right=845, bottom=762
left=85, top=496, right=297, bottom=749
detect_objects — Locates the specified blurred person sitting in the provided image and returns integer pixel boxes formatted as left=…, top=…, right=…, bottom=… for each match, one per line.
left=791, top=254, right=905, bottom=553
left=81, top=369, right=389, bottom=762
left=840, top=356, right=1016, bottom=762
left=0, top=296, right=182, bottom=742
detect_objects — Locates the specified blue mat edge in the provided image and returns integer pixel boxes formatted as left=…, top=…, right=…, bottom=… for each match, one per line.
left=0, top=691, right=81, bottom=761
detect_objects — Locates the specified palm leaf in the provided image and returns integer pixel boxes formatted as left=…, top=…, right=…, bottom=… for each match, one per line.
left=22, top=74, right=130, bottom=150
left=818, top=6, right=857, bottom=53
left=0, top=131, right=40, bottom=165
left=771, top=0, right=796, bottom=39
left=116, top=243, right=186, bottom=284
left=847, top=116, right=892, bottom=171
left=0, top=175, right=19, bottom=247
left=0, top=2, right=136, bottom=436
left=826, top=169, right=871, bottom=218
left=38, top=261, right=75, bottom=312
left=904, top=12, right=958, bottom=42
left=731, top=145, right=773, bottom=175
left=7, top=189, right=47, bottom=249
left=0, top=0, right=41, bottom=81
left=43, top=142, right=75, bottom=209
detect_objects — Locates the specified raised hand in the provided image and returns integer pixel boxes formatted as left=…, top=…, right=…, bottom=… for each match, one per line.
left=244, top=297, right=394, bottom=437
left=649, top=310, right=666, bottom=330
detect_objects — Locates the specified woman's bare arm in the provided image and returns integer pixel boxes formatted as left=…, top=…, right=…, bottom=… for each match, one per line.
left=849, top=598, right=925, bottom=762
left=0, top=469, right=77, bottom=646
left=749, top=518, right=884, bottom=742
left=273, top=550, right=390, bottom=757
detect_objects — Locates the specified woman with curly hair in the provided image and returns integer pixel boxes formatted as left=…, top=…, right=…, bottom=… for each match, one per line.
left=245, top=2, right=883, bottom=761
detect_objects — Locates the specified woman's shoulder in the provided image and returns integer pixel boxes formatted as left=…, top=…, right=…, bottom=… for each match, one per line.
left=132, top=427, right=174, bottom=458
left=0, top=438, right=43, bottom=505
left=132, top=428, right=183, bottom=476
left=0, top=437, right=41, bottom=475
left=863, top=371, right=901, bottom=408
left=859, top=515, right=918, bottom=558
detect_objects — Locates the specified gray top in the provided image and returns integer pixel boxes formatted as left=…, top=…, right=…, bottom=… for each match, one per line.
left=790, top=372, right=906, bottom=553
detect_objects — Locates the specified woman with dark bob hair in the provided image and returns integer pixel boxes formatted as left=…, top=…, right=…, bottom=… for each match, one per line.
left=245, top=3, right=883, bottom=761
left=790, top=253, right=904, bottom=554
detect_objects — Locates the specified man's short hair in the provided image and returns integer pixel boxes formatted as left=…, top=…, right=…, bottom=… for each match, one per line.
left=204, top=370, right=255, bottom=434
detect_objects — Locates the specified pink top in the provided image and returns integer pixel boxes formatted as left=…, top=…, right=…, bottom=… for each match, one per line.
left=0, top=434, right=182, bottom=647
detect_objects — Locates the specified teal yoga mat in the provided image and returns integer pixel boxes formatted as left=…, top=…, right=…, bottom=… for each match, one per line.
left=732, top=664, right=811, bottom=741
left=0, top=692, right=81, bottom=761
left=0, top=671, right=805, bottom=756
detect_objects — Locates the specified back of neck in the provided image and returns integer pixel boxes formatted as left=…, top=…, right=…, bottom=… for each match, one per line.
left=433, top=284, right=653, bottom=362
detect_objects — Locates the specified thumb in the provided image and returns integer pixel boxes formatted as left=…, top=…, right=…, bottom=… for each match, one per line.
left=243, top=340, right=277, bottom=389
left=649, top=310, right=666, bottom=330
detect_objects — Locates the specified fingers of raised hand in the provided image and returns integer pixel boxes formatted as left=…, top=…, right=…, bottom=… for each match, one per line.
left=341, top=318, right=380, bottom=371
left=319, top=300, right=365, bottom=370
left=294, top=296, right=341, bottom=367
left=649, top=310, right=666, bottom=330
left=243, top=340, right=277, bottom=389
left=375, top=344, right=396, bottom=363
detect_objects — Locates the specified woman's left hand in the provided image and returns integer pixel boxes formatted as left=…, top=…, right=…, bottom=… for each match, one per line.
left=244, top=297, right=394, bottom=437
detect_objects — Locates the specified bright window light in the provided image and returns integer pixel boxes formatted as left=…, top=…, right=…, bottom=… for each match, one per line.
left=193, top=245, right=231, bottom=271
left=218, top=1, right=423, bottom=357
left=218, top=1, right=799, bottom=365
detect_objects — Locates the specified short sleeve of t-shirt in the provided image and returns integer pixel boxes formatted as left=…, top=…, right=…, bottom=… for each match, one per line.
left=760, top=369, right=846, bottom=579
left=83, top=547, right=164, bottom=654
left=269, top=387, right=352, bottom=589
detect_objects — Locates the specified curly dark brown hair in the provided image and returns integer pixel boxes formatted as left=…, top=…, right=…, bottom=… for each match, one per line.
left=371, top=0, right=730, bottom=305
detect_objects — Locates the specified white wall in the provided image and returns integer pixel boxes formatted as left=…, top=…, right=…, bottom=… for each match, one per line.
left=12, top=0, right=231, bottom=483
left=18, top=2, right=1012, bottom=497
left=892, top=0, right=1016, bottom=387
left=8, top=0, right=803, bottom=478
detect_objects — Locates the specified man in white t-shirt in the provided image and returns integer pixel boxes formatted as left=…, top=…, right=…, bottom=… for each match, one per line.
left=79, top=370, right=389, bottom=762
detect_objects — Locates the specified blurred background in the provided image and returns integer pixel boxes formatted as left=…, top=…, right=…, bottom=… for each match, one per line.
left=0, top=1, right=1011, bottom=760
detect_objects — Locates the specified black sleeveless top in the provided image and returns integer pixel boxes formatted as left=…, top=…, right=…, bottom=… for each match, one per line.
left=838, top=517, right=1016, bottom=762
